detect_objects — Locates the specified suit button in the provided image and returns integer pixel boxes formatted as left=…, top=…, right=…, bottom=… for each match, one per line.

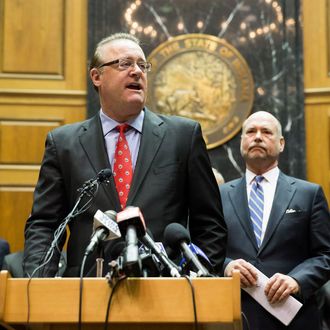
left=253, top=258, right=260, bottom=266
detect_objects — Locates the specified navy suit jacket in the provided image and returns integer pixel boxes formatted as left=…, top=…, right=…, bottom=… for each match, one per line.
left=220, top=172, right=330, bottom=330
left=23, top=108, right=227, bottom=277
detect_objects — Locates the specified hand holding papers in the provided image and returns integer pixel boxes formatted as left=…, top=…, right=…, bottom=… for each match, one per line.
left=243, top=268, right=303, bottom=326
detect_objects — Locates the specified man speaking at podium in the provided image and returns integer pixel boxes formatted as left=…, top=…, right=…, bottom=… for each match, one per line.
left=23, top=33, right=227, bottom=278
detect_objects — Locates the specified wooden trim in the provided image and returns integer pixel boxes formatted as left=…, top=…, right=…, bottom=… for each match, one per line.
left=0, top=89, right=86, bottom=96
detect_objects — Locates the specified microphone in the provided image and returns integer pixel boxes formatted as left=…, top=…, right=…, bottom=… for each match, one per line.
left=78, top=168, right=112, bottom=196
left=109, top=240, right=127, bottom=261
left=105, top=239, right=126, bottom=283
left=164, top=223, right=211, bottom=277
left=96, top=168, right=112, bottom=182
left=179, top=243, right=213, bottom=275
left=139, top=246, right=161, bottom=277
left=140, top=232, right=181, bottom=278
left=84, top=210, right=121, bottom=256
left=116, top=207, right=146, bottom=277
left=138, top=230, right=163, bottom=277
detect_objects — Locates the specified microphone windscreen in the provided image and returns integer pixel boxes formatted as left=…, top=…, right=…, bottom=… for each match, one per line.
left=164, top=223, right=191, bottom=249
left=97, top=168, right=112, bottom=182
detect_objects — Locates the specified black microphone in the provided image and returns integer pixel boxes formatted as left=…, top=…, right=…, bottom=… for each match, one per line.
left=164, top=223, right=211, bottom=277
left=138, top=230, right=162, bottom=277
left=109, top=240, right=127, bottom=261
left=178, top=243, right=214, bottom=275
left=96, top=168, right=112, bottom=182
left=116, top=207, right=146, bottom=277
left=140, top=232, right=181, bottom=278
left=84, top=210, right=121, bottom=256
left=139, top=247, right=161, bottom=277
left=106, top=240, right=126, bottom=282
left=78, top=168, right=112, bottom=196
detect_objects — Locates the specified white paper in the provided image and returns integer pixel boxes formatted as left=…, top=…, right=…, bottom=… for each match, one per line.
left=243, top=269, right=303, bottom=326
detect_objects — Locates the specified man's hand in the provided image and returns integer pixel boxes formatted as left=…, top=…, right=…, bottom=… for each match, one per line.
left=225, top=259, right=258, bottom=287
left=264, top=273, right=300, bottom=304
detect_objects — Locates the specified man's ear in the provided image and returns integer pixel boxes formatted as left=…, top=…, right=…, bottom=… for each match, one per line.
left=90, top=68, right=102, bottom=88
left=279, top=136, right=285, bottom=153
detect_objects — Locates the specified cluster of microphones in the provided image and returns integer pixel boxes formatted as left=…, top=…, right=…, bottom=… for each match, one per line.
left=84, top=206, right=213, bottom=279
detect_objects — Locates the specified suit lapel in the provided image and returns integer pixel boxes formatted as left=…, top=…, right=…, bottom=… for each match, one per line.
left=127, top=109, right=165, bottom=204
left=228, top=177, right=259, bottom=249
left=79, top=115, right=120, bottom=209
left=259, top=172, right=296, bottom=252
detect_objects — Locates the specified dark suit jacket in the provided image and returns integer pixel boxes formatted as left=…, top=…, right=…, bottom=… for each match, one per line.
left=0, top=239, right=10, bottom=270
left=220, top=172, right=330, bottom=330
left=23, top=108, right=227, bottom=277
left=317, top=281, right=330, bottom=330
left=3, top=251, right=66, bottom=278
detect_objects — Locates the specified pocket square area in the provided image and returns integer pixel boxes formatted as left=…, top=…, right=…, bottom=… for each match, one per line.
left=286, top=208, right=302, bottom=214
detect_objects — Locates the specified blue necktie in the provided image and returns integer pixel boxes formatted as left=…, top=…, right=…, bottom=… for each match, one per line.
left=249, top=176, right=264, bottom=247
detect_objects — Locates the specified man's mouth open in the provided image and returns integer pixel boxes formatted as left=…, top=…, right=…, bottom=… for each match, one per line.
left=126, top=82, right=142, bottom=91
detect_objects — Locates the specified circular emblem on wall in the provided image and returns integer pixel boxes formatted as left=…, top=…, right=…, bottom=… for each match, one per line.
left=147, top=34, right=255, bottom=149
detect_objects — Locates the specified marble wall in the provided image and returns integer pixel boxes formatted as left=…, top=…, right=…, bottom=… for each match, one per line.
left=87, top=0, right=305, bottom=181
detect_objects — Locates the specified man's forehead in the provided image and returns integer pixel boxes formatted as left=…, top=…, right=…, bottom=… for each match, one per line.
left=244, top=115, right=277, bottom=129
left=103, top=39, right=143, bottom=53
left=246, top=120, right=274, bottom=128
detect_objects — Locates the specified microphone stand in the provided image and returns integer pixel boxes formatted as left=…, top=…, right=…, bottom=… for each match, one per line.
left=96, top=243, right=104, bottom=278
left=30, top=173, right=110, bottom=278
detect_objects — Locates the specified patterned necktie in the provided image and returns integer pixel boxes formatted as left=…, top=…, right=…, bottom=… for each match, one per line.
left=249, top=176, right=264, bottom=247
left=113, top=124, right=133, bottom=209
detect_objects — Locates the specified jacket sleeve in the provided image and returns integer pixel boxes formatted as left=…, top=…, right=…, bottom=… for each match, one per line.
left=288, top=185, right=330, bottom=301
left=187, top=121, right=227, bottom=274
left=23, top=132, right=68, bottom=277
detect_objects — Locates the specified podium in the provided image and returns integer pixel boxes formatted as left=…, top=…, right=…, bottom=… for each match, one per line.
left=0, top=270, right=242, bottom=330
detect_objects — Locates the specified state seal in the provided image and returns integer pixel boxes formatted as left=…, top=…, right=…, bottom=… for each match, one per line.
left=147, top=34, right=254, bottom=148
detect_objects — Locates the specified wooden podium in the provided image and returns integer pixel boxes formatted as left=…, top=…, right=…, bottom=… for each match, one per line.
left=0, top=270, right=242, bottom=330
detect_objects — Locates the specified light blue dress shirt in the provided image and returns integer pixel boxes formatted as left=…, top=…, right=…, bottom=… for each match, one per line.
left=99, top=109, right=144, bottom=171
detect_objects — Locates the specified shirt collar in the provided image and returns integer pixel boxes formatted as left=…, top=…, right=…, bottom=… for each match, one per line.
left=99, top=108, right=144, bottom=136
left=246, top=167, right=280, bottom=186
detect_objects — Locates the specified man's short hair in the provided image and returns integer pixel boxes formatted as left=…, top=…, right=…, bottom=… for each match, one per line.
left=89, top=33, right=140, bottom=70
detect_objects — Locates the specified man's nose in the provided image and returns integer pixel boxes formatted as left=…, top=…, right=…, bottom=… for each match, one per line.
left=129, top=63, right=143, bottom=76
left=255, top=130, right=262, bottom=140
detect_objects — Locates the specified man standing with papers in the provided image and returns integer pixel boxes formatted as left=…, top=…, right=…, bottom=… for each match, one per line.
left=220, top=111, right=330, bottom=330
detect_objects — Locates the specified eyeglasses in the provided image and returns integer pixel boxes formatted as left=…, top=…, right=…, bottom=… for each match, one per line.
left=98, top=58, right=152, bottom=73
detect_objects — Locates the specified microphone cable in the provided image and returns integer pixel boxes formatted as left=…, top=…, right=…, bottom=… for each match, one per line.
left=101, top=276, right=198, bottom=330
left=28, top=181, right=101, bottom=279
left=25, top=170, right=111, bottom=326
left=78, top=253, right=89, bottom=330
left=104, top=276, right=126, bottom=330
left=182, top=275, right=198, bottom=330
left=29, top=168, right=112, bottom=278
